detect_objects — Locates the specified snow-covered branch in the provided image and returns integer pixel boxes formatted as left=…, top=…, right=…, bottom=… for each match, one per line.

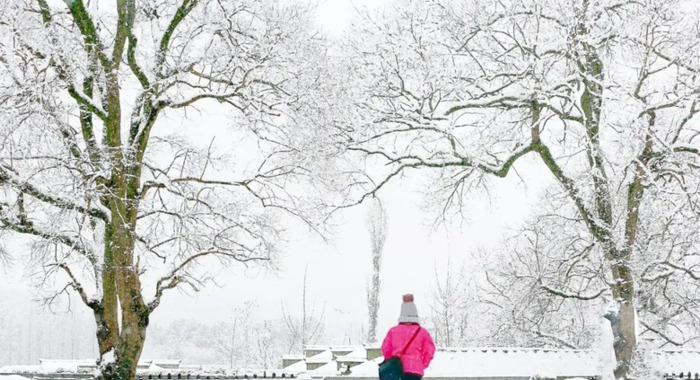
left=0, top=165, right=110, bottom=222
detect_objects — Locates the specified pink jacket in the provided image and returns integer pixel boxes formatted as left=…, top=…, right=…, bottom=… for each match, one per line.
left=381, top=323, right=436, bottom=375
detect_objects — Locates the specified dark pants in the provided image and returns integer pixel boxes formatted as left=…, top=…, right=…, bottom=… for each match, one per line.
left=402, top=373, right=422, bottom=380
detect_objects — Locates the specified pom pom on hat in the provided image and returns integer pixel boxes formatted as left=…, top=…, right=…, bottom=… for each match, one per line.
left=398, top=293, right=420, bottom=323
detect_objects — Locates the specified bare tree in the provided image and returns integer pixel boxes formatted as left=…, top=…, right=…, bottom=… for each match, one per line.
left=429, top=257, right=470, bottom=347
left=479, top=218, right=607, bottom=350
left=0, top=1, right=329, bottom=379
left=147, top=303, right=292, bottom=368
left=334, top=0, right=700, bottom=378
left=366, top=197, right=387, bottom=343
left=281, top=264, right=326, bottom=353
left=210, top=305, right=251, bottom=369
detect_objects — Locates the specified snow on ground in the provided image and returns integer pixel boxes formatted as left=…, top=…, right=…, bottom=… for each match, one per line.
left=0, top=376, right=31, bottom=380
left=350, top=348, right=599, bottom=379
left=309, top=361, right=338, bottom=377
left=429, top=348, right=598, bottom=378
left=336, top=348, right=367, bottom=362
left=0, top=359, right=96, bottom=375
left=643, top=349, right=700, bottom=375
left=283, top=360, right=307, bottom=374
left=305, top=350, right=334, bottom=364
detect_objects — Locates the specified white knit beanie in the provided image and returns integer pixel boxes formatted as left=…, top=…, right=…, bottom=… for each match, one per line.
left=398, top=294, right=420, bottom=324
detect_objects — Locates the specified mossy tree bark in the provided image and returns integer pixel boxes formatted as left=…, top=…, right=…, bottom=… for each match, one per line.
left=339, top=1, right=700, bottom=378
left=1, top=0, right=318, bottom=379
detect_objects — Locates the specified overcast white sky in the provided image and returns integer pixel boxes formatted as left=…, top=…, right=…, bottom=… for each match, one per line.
left=316, top=0, right=382, bottom=36
left=0, top=0, right=552, bottom=348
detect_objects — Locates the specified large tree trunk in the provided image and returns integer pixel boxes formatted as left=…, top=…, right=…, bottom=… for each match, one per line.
left=96, top=207, right=149, bottom=380
left=605, top=250, right=637, bottom=379
left=94, top=138, right=150, bottom=380
left=578, top=13, right=638, bottom=377
left=97, top=323, right=147, bottom=380
left=603, top=157, right=647, bottom=379
left=605, top=117, right=653, bottom=379
left=104, top=323, right=148, bottom=380
left=531, top=39, right=639, bottom=375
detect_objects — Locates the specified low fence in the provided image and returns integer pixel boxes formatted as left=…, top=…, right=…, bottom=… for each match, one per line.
left=2, top=372, right=297, bottom=380
left=664, top=373, right=700, bottom=380
left=135, top=373, right=296, bottom=380
left=7, top=372, right=698, bottom=380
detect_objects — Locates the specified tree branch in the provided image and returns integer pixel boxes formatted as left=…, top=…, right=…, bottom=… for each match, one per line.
left=446, top=95, right=530, bottom=115
left=63, top=0, right=111, bottom=71
left=0, top=166, right=110, bottom=222
left=156, top=0, right=200, bottom=79
left=148, top=248, right=268, bottom=313
left=67, top=86, right=109, bottom=122
left=0, top=213, right=92, bottom=259
left=639, top=320, right=683, bottom=347
left=127, top=34, right=151, bottom=89
left=58, top=263, right=100, bottom=311
left=530, top=105, right=607, bottom=241
left=540, top=284, right=607, bottom=301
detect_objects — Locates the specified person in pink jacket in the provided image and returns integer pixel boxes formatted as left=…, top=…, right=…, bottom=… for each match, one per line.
left=381, top=294, right=436, bottom=380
